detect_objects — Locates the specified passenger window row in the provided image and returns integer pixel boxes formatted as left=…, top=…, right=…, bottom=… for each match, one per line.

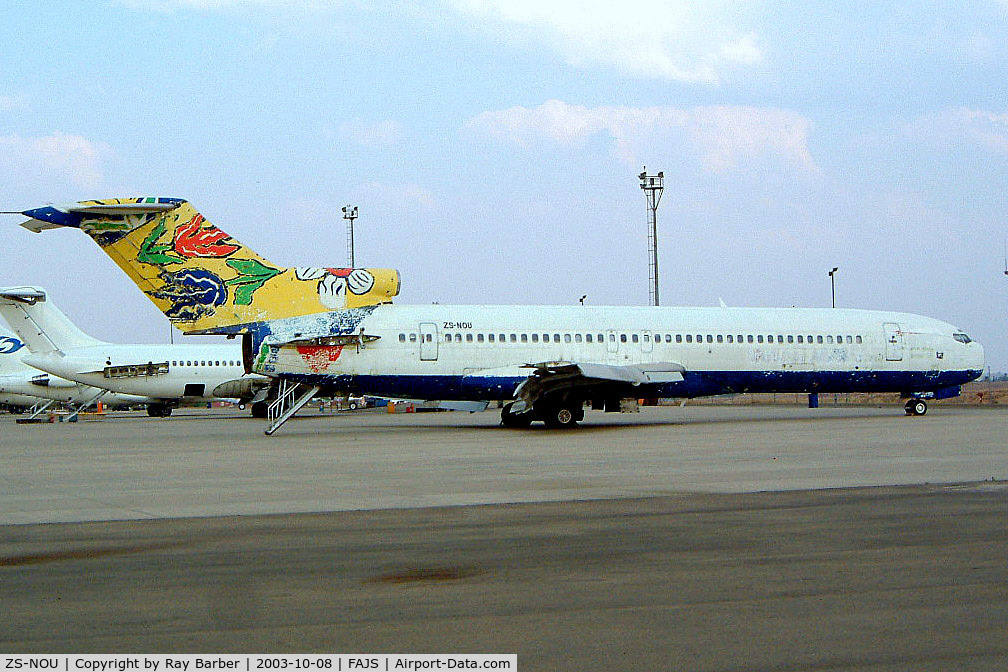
left=170, top=360, right=239, bottom=367
left=398, top=332, right=864, bottom=346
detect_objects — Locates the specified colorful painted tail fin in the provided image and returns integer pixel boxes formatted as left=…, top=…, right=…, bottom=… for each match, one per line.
left=0, top=287, right=103, bottom=354
left=20, top=198, right=400, bottom=334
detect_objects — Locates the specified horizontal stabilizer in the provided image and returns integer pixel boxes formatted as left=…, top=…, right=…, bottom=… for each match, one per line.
left=0, top=286, right=46, bottom=304
left=19, top=198, right=186, bottom=233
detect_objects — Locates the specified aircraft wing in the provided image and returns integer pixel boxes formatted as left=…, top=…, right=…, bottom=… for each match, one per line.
left=507, top=360, right=685, bottom=414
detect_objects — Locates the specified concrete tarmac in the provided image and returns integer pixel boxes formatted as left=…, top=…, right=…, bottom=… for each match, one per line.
left=1, top=406, right=1006, bottom=525
left=2, top=486, right=1008, bottom=669
left=2, top=406, right=1008, bottom=667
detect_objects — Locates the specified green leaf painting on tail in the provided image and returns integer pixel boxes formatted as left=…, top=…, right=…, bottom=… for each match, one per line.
left=138, top=221, right=184, bottom=266
left=225, top=258, right=283, bottom=305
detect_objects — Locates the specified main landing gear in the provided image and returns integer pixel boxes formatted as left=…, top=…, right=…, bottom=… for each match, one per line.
left=500, top=399, right=584, bottom=429
left=904, top=398, right=928, bottom=416
left=146, top=403, right=173, bottom=417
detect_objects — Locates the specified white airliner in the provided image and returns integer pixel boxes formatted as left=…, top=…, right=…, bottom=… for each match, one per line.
left=13, top=198, right=987, bottom=434
left=0, top=287, right=270, bottom=417
left=0, top=333, right=152, bottom=411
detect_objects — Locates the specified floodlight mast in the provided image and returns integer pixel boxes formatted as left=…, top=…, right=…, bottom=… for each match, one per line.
left=639, top=168, right=664, bottom=306
left=342, top=205, right=359, bottom=267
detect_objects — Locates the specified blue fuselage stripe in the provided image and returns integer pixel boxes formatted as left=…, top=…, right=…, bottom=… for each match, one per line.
left=282, top=369, right=983, bottom=401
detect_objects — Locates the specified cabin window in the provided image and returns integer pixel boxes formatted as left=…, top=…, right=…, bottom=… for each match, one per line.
left=727, top=335, right=733, bottom=343
left=817, top=335, right=823, bottom=344
left=632, top=334, right=639, bottom=343
left=807, top=335, right=813, bottom=343
left=444, top=334, right=451, bottom=342
left=836, top=334, right=842, bottom=342
left=856, top=335, right=862, bottom=344
left=676, top=334, right=683, bottom=343
left=399, top=334, right=406, bottom=342
left=488, top=333, right=495, bottom=343
left=172, top=361, right=177, bottom=367
left=409, top=333, right=417, bottom=342
left=827, top=335, right=833, bottom=344
left=776, top=336, right=783, bottom=344
left=787, top=335, right=794, bottom=344
left=574, top=334, right=582, bottom=343
left=474, top=334, right=482, bottom=343
left=717, top=335, right=724, bottom=343
left=426, top=334, right=432, bottom=342
left=953, top=332, right=972, bottom=344
left=756, top=336, right=763, bottom=344
left=531, top=334, right=539, bottom=343
left=465, top=334, right=472, bottom=342
left=796, top=335, right=803, bottom=344
left=499, top=334, right=506, bottom=342
left=747, top=335, right=753, bottom=343
left=846, top=335, right=852, bottom=344
left=564, top=334, right=572, bottom=343
left=598, top=334, right=604, bottom=342
left=665, top=334, right=672, bottom=343
left=520, top=334, right=527, bottom=343
left=510, top=334, right=517, bottom=342
left=643, top=334, right=650, bottom=343
left=621, top=334, right=627, bottom=343
left=686, top=334, right=693, bottom=343
left=706, top=335, right=713, bottom=343
left=201, top=361, right=206, bottom=366
left=586, top=334, right=593, bottom=343
left=553, top=334, right=560, bottom=343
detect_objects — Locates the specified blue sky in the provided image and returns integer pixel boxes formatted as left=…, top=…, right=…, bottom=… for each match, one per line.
left=2, top=0, right=1007, bottom=370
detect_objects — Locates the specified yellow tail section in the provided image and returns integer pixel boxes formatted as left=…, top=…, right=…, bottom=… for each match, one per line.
left=22, top=198, right=399, bottom=333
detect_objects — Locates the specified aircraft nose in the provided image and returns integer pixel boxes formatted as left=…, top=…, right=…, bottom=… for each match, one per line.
left=969, top=341, right=985, bottom=373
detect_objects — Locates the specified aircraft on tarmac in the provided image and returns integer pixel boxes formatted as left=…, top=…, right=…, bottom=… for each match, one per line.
left=0, top=332, right=153, bottom=413
left=13, top=198, right=986, bottom=434
left=0, top=286, right=271, bottom=417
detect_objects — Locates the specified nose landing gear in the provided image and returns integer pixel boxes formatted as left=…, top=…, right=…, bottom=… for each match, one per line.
left=904, top=398, right=928, bottom=416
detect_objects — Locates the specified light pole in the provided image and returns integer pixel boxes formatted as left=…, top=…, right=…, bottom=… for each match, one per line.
left=342, top=205, right=358, bottom=267
left=829, top=267, right=838, bottom=308
left=639, top=168, right=664, bottom=307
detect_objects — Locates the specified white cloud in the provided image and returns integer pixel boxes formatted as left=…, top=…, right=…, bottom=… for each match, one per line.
left=906, top=107, right=1008, bottom=154
left=467, top=99, right=815, bottom=172
left=0, top=132, right=111, bottom=190
left=338, top=120, right=403, bottom=147
left=116, top=0, right=335, bottom=11
left=361, top=180, right=435, bottom=209
left=0, top=94, right=28, bottom=112
left=448, top=0, right=761, bottom=83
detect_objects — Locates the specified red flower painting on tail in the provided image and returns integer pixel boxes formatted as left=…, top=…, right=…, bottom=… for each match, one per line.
left=172, top=214, right=240, bottom=258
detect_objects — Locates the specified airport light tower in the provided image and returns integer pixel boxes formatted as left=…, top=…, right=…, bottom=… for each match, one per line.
left=342, top=205, right=359, bottom=267
left=639, top=169, right=664, bottom=306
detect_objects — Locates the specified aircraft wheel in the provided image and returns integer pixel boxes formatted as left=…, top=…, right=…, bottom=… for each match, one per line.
left=904, top=399, right=928, bottom=416
left=146, top=403, right=171, bottom=418
left=543, top=404, right=579, bottom=429
left=501, top=402, right=532, bottom=428
left=348, top=401, right=358, bottom=410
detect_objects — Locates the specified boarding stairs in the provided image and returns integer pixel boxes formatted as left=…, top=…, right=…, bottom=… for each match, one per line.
left=265, top=379, right=320, bottom=436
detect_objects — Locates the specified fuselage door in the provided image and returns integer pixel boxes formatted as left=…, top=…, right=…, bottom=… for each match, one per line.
left=606, top=330, right=618, bottom=354
left=419, top=322, right=438, bottom=361
left=884, top=322, right=903, bottom=361
left=641, top=330, right=653, bottom=353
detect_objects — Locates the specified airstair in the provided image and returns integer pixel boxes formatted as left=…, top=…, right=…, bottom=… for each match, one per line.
left=264, top=379, right=320, bottom=436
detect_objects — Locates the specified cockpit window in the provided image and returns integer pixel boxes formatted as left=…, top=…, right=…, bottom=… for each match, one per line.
left=953, top=332, right=972, bottom=344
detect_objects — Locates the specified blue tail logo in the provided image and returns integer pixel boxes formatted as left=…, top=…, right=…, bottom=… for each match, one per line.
left=0, top=337, right=24, bottom=354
